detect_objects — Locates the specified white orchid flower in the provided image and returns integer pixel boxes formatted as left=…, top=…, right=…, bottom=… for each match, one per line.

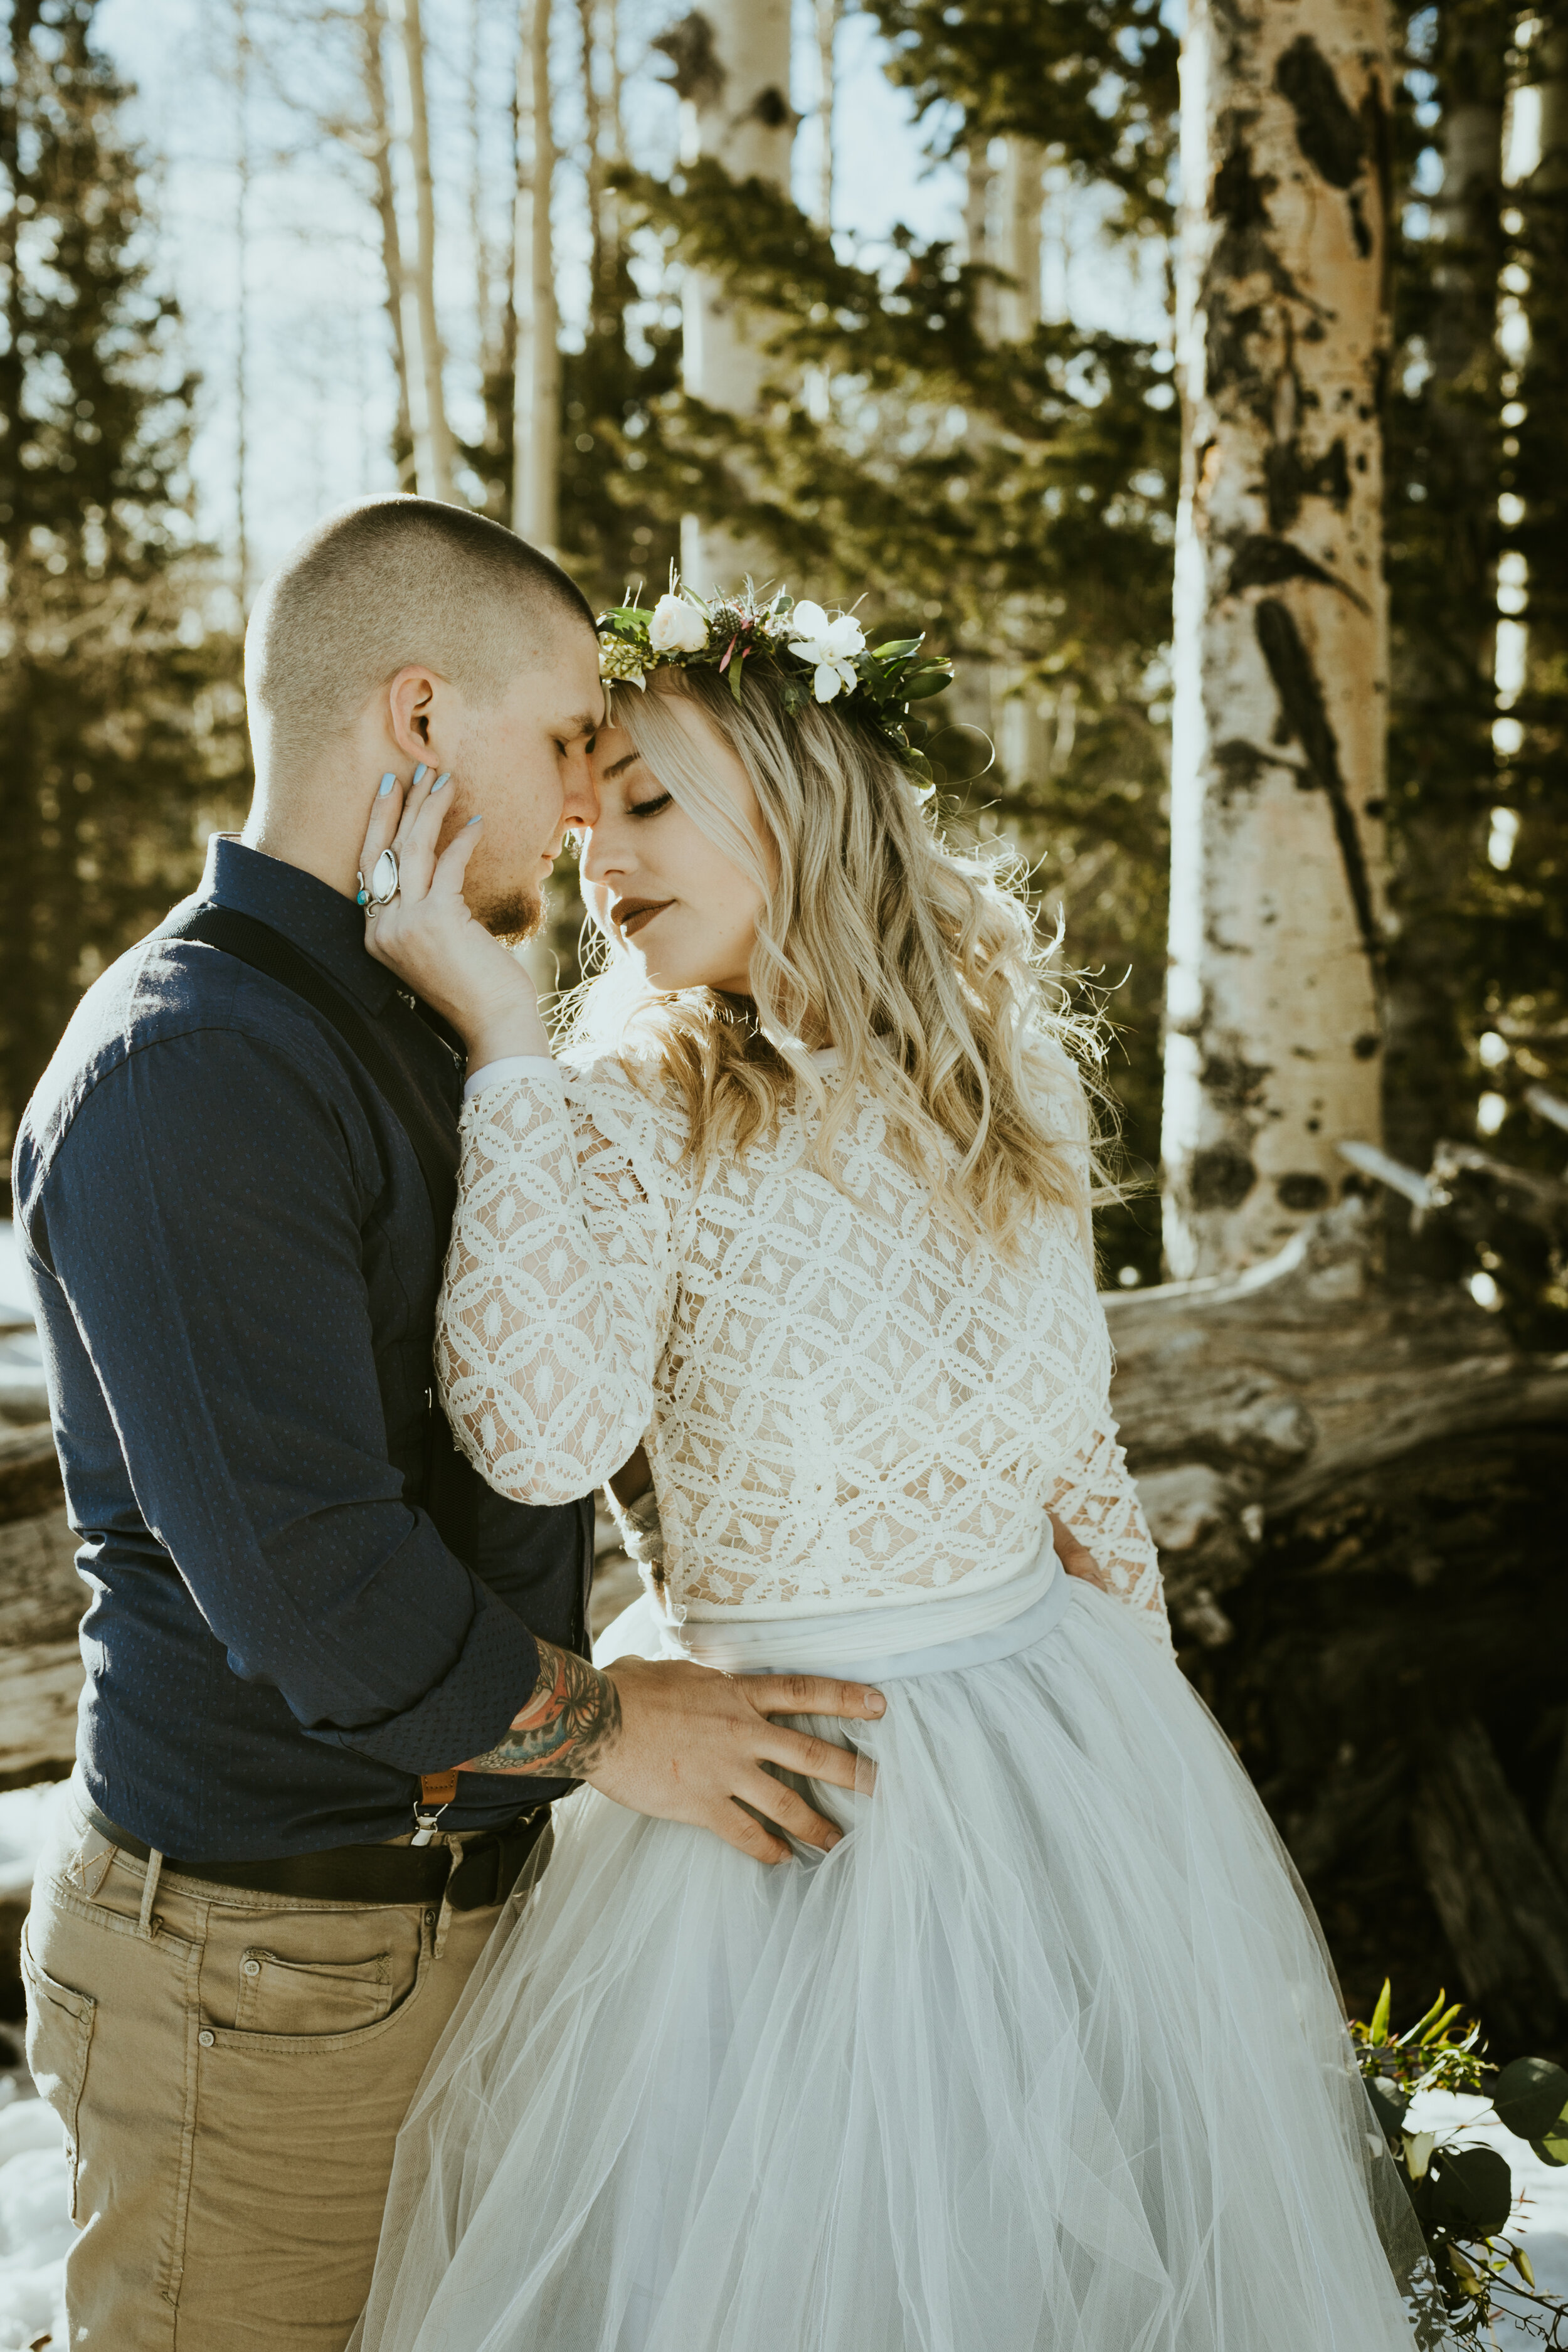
left=787, top=601, right=866, bottom=702
left=648, top=593, right=709, bottom=655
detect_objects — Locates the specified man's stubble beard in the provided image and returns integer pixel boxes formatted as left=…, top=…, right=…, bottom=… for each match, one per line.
left=472, top=877, right=544, bottom=948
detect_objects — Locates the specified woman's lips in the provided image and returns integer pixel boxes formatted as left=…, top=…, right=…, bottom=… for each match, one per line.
left=615, top=899, right=673, bottom=940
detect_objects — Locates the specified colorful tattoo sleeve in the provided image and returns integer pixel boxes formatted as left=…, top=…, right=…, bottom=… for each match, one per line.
left=462, top=1639, right=623, bottom=1776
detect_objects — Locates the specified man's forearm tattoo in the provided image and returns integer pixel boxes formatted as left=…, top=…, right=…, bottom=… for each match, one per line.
left=463, top=1640, right=623, bottom=1776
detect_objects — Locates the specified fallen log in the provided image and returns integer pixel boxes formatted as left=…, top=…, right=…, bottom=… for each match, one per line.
left=1106, top=1199, right=1568, bottom=1640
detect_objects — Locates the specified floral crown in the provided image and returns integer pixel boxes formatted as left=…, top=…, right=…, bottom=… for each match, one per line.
left=596, top=576, right=954, bottom=792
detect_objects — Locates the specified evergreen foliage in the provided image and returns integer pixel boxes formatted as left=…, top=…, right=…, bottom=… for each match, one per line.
left=1491, top=5, right=1568, bottom=1337
left=1384, top=0, right=1510, bottom=1212
left=866, top=0, right=1179, bottom=234
left=0, top=0, right=246, bottom=1186
left=1384, top=0, right=1568, bottom=1343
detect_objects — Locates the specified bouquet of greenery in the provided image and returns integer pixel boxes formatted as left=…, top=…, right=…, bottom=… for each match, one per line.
left=1353, top=1982, right=1568, bottom=2342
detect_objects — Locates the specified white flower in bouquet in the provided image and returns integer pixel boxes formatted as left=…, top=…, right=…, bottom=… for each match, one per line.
left=787, top=602, right=866, bottom=702
left=648, top=593, right=709, bottom=655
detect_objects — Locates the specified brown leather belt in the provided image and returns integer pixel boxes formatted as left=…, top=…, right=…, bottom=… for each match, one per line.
left=81, top=1799, right=549, bottom=1912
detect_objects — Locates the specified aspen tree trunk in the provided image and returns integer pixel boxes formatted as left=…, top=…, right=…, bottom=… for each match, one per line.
left=511, top=0, right=559, bottom=551
left=233, top=0, right=251, bottom=611
left=992, top=135, right=1049, bottom=785
left=578, top=0, right=607, bottom=315
left=960, top=135, right=1049, bottom=780
left=601, top=0, right=624, bottom=285
left=995, top=135, right=1044, bottom=346
left=469, top=0, right=497, bottom=373
left=673, top=0, right=795, bottom=593
left=1162, top=0, right=1394, bottom=1279
left=813, top=0, right=839, bottom=231
left=576, top=0, right=623, bottom=333
left=963, top=140, right=999, bottom=344
left=358, top=0, right=414, bottom=485
left=396, top=0, right=457, bottom=502
left=603, top=0, right=623, bottom=166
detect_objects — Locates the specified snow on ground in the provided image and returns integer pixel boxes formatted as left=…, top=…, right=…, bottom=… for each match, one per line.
left=0, top=1223, right=46, bottom=1427
left=0, top=2092, right=70, bottom=2352
left=0, top=1787, right=66, bottom=1915
left=0, top=1783, right=1564, bottom=2343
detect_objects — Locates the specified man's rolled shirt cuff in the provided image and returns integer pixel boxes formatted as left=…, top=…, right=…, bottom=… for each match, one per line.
left=306, top=1574, right=539, bottom=1774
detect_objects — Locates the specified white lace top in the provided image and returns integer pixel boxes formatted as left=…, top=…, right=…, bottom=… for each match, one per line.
left=437, top=1052, right=1170, bottom=1649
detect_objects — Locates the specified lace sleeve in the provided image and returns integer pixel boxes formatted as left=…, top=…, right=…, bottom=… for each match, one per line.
left=435, top=1065, right=679, bottom=1506
left=1046, top=1420, right=1173, bottom=1653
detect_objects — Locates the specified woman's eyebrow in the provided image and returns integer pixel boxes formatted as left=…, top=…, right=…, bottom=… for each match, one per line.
left=603, top=751, right=642, bottom=779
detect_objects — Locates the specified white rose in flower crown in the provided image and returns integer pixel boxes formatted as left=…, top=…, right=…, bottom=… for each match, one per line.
left=787, top=601, right=866, bottom=702
left=648, top=593, right=709, bottom=655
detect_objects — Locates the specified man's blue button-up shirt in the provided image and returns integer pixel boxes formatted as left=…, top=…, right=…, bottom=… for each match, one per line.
left=12, top=835, right=594, bottom=1859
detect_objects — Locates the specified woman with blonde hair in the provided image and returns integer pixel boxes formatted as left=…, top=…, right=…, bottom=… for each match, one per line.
left=352, top=585, right=1421, bottom=2349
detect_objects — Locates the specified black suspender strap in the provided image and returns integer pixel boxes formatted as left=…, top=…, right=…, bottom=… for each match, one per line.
left=166, top=904, right=460, bottom=1235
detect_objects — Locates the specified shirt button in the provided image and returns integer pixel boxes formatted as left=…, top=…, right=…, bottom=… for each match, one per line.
left=242, top=1959, right=261, bottom=1977
left=199, top=2030, right=215, bottom=2047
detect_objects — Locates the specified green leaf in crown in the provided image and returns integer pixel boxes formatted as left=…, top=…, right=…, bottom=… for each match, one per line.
left=596, top=571, right=952, bottom=793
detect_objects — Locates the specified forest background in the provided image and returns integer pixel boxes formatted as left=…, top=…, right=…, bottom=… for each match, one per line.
left=3, top=0, right=1567, bottom=2055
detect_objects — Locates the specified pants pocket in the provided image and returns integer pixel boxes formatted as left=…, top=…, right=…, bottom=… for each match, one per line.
left=21, top=1920, right=97, bottom=2221
left=233, top=1945, right=395, bottom=2035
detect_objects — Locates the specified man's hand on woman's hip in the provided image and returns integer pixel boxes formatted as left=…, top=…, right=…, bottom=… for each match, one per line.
left=462, top=1638, right=885, bottom=1865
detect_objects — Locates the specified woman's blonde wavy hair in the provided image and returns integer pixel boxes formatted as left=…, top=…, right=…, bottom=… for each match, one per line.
left=559, top=662, right=1109, bottom=1256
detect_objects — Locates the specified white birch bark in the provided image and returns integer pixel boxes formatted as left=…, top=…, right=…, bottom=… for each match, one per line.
left=395, top=0, right=457, bottom=503
left=1162, top=0, right=1394, bottom=1278
left=674, top=0, right=795, bottom=593
left=511, top=0, right=560, bottom=551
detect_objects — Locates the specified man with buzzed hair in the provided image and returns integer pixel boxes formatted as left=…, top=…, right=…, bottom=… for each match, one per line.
left=243, top=497, right=601, bottom=943
left=13, top=497, right=876, bottom=2350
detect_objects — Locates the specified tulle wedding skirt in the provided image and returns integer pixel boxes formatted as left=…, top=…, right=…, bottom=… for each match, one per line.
left=354, top=1568, right=1426, bottom=2351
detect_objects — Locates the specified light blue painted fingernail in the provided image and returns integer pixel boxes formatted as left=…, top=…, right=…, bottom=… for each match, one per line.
left=467, top=813, right=482, bottom=826
left=377, top=771, right=396, bottom=796
left=411, top=763, right=428, bottom=787
left=432, top=771, right=452, bottom=792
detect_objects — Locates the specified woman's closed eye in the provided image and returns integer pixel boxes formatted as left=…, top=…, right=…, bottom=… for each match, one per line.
left=628, top=791, right=674, bottom=821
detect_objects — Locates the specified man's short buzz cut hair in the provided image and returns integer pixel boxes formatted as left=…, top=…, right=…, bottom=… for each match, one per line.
left=245, top=496, right=598, bottom=780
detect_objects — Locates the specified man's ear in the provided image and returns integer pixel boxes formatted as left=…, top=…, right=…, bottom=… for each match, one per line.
left=386, top=665, right=445, bottom=760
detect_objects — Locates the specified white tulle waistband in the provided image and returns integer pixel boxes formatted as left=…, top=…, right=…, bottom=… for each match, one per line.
left=623, top=1530, right=1073, bottom=1683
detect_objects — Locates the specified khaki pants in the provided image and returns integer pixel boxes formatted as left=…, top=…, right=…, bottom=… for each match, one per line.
left=23, top=1792, right=544, bottom=2351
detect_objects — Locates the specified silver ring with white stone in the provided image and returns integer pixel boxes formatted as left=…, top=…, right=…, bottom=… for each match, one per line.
left=358, top=847, right=401, bottom=909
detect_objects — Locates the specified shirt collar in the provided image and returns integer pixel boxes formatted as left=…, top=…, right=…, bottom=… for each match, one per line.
left=194, top=834, right=398, bottom=1015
